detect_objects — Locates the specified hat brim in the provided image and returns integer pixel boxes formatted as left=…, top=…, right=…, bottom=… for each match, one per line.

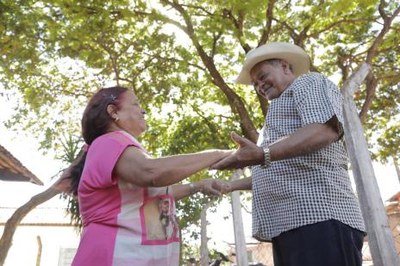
left=236, top=44, right=310, bottom=85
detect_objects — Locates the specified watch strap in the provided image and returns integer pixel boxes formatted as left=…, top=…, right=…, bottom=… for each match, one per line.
left=261, top=146, right=271, bottom=168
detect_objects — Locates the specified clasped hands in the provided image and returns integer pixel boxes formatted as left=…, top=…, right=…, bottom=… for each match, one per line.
left=199, top=132, right=262, bottom=196
left=211, top=132, right=263, bottom=170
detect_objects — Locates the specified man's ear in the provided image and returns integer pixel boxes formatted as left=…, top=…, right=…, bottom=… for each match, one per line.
left=280, top=60, right=291, bottom=74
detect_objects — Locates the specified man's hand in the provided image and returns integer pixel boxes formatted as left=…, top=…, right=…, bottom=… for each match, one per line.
left=210, top=132, right=264, bottom=170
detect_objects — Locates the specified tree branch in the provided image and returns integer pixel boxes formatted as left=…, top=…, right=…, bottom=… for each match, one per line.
left=160, top=0, right=259, bottom=142
left=258, top=0, right=275, bottom=46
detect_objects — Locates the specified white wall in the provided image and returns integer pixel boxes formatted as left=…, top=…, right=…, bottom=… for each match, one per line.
left=0, top=225, right=80, bottom=266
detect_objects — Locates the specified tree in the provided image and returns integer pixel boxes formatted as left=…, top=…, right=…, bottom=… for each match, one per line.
left=1, top=0, right=399, bottom=262
left=1, top=0, right=399, bottom=159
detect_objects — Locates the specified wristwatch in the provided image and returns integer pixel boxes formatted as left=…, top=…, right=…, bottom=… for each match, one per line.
left=261, top=146, right=271, bottom=168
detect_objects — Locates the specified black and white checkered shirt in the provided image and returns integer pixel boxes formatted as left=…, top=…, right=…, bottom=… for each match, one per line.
left=251, top=72, right=366, bottom=241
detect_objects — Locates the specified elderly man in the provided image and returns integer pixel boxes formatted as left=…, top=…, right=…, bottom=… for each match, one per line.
left=212, top=42, right=366, bottom=266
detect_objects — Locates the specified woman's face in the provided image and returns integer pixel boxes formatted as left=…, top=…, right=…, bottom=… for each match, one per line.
left=113, top=91, right=147, bottom=137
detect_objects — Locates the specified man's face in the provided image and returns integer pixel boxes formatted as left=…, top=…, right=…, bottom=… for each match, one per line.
left=250, top=60, right=291, bottom=101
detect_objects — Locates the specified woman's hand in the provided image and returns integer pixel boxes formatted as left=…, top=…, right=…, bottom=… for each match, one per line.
left=197, top=178, right=231, bottom=196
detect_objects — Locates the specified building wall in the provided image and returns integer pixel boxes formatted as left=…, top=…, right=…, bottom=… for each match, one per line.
left=0, top=225, right=79, bottom=266
left=388, top=212, right=400, bottom=255
left=247, top=242, right=273, bottom=266
left=228, top=242, right=273, bottom=266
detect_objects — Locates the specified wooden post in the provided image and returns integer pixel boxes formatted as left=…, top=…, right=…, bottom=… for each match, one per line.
left=342, top=63, right=400, bottom=266
left=36, top=235, right=42, bottom=266
left=231, top=169, right=249, bottom=266
left=393, top=156, right=400, bottom=184
left=200, top=201, right=212, bottom=266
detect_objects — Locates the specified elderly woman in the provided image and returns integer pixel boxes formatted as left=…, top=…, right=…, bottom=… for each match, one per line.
left=67, top=86, right=230, bottom=266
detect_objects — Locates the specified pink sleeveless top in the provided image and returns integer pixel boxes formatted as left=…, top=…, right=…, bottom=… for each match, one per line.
left=72, top=131, right=180, bottom=266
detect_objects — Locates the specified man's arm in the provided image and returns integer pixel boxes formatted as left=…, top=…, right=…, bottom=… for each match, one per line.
left=211, top=117, right=340, bottom=170
left=224, top=177, right=252, bottom=193
left=270, top=116, right=340, bottom=161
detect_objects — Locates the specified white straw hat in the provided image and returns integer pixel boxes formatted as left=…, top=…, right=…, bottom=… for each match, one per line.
left=236, top=42, right=310, bottom=85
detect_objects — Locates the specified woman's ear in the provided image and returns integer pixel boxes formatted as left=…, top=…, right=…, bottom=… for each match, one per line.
left=106, top=104, right=118, bottom=120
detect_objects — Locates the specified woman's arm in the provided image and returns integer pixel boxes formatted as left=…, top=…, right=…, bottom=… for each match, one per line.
left=114, top=147, right=231, bottom=187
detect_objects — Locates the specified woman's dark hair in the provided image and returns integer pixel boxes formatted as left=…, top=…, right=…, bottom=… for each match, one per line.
left=82, top=86, right=129, bottom=144
left=68, top=86, right=129, bottom=195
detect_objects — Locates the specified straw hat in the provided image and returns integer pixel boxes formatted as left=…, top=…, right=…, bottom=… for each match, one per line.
left=236, top=42, right=310, bottom=85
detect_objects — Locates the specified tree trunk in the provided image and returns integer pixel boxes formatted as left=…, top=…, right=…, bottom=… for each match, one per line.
left=342, top=63, right=400, bottom=266
left=0, top=178, right=69, bottom=266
